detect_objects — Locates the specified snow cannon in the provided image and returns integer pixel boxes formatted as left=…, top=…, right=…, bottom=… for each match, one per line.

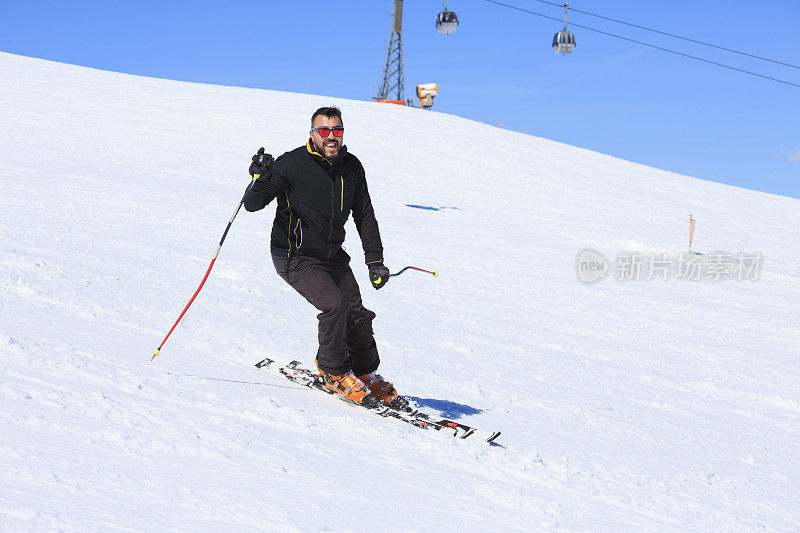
left=416, top=83, right=438, bottom=109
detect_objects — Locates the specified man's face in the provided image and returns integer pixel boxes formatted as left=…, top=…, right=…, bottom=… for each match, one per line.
left=310, top=115, right=343, bottom=160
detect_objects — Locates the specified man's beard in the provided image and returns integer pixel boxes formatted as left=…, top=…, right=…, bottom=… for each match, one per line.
left=314, top=138, right=341, bottom=160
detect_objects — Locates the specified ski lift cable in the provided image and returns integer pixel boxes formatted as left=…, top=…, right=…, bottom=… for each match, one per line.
left=522, top=0, right=800, bottom=70
left=481, top=0, right=800, bottom=89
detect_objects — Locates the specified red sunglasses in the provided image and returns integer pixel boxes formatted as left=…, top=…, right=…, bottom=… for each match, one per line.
left=311, top=126, right=344, bottom=137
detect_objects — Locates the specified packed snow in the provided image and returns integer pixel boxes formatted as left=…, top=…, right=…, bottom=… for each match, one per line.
left=1, top=51, right=799, bottom=531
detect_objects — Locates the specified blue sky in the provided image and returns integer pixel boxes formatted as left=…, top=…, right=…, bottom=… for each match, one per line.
left=2, top=0, right=798, bottom=198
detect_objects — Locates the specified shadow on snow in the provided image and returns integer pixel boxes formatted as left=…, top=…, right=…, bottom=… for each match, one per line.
left=405, top=204, right=461, bottom=211
left=406, top=396, right=482, bottom=419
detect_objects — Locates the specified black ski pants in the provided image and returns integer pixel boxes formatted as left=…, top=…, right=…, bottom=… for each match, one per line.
left=272, top=252, right=380, bottom=376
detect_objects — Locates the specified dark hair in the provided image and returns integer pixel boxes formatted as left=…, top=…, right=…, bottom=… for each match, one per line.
left=311, top=106, right=343, bottom=126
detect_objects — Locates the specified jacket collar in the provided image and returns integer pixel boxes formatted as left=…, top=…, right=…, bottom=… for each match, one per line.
left=306, top=139, right=347, bottom=165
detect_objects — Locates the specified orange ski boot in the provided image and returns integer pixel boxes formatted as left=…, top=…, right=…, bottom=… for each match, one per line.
left=357, top=372, right=408, bottom=410
left=316, top=361, right=380, bottom=408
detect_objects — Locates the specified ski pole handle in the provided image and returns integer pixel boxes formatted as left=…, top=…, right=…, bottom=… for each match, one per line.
left=389, top=266, right=439, bottom=278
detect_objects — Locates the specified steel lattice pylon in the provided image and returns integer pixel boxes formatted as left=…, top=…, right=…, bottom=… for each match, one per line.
left=375, top=0, right=405, bottom=102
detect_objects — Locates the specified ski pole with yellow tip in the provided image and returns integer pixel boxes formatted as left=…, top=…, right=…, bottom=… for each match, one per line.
left=389, top=266, right=439, bottom=278
left=152, top=161, right=269, bottom=360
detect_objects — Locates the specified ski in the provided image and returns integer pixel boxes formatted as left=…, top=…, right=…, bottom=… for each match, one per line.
left=255, top=358, right=501, bottom=443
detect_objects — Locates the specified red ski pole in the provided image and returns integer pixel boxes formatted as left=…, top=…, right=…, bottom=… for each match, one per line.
left=151, top=183, right=251, bottom=360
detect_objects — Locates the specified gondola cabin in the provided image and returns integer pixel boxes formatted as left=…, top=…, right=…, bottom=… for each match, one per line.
left=553, top=3, right=575, bottom=54
left=552, top=30, right=576, bottom=54
left=436, top=10, right=458, bottom=34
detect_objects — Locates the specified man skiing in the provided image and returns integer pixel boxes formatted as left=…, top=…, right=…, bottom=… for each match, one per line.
left=244, top=106, right=405, bottom=409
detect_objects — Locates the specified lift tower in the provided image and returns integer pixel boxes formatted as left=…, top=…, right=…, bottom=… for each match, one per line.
left=375, top=0, right=405, bottom=102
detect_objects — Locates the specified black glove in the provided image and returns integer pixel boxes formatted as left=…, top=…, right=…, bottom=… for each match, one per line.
left=249, top=147, right=273, bottom=180
left=368, top=261, right=390, bottom=290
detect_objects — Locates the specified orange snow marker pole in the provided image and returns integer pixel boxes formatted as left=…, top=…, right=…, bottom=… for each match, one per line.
left=689, top=214, right=696, bottom=254
left=152, top=182, right=252, bottom=360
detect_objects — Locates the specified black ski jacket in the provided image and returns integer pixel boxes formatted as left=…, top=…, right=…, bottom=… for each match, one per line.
left=244, top=140, right=384, bottom=264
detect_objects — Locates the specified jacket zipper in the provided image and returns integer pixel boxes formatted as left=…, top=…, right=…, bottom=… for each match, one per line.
left=325, top=171, right=344, bottom=259
left=327, top=175, right=335, bottom=259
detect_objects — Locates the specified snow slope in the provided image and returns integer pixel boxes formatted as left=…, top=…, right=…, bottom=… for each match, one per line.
left=1, top=51, right=799, bottom=531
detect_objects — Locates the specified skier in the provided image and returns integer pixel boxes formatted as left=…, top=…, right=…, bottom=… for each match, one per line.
left=244, top=106, right=405, bottom=409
